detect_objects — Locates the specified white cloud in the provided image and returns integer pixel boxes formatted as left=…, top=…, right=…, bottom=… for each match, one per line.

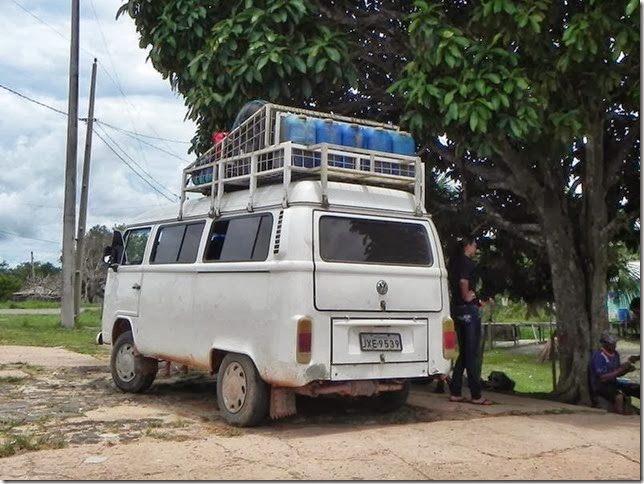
left=0, top=0, right=197, bottom=267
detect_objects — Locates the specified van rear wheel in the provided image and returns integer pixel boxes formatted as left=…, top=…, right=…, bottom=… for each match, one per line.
left=217, top=353, right=269, bottom=427
left=111, top=330, right=158, bottom=393
left=372, top=380, right=410, bottom=413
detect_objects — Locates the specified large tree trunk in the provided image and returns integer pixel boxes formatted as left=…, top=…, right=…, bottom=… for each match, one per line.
left=539, top=194, right=591, bottom=403
left=535, top=122, right=610, bottom=405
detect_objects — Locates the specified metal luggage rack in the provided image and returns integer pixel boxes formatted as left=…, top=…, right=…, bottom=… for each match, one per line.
left=179, top=103, right=424, bottom=219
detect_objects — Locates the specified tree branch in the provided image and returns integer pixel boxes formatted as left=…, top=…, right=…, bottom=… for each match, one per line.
left=499, top=139, right=544, bottom=202
left=476, top=198, right=545, bottom=247
left=605, top=128, right=638, bottom=188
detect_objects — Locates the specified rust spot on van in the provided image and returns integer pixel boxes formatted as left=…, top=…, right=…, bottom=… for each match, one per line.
left=257, top=363, right=302, bottom=388
left=154, top=353, right=210, bottom=372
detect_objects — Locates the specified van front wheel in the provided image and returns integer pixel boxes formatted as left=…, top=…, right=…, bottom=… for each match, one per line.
left=111, top=330, right=158, bottom=393
left=217, top=353, right=269, bottom=427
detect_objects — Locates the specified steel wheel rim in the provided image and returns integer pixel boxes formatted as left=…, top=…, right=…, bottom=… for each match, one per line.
left=221, top=362, right=247, bottom=414
left=115, top=342, right=136, bottom=382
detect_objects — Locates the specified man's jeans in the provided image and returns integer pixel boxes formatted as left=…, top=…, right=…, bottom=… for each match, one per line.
left=449, top=303, right=482, bottom=400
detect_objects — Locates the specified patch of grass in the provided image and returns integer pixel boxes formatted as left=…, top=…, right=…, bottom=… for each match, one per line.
left=166, top=419, right=191, bottom=428
left=0, top=376, right=29, bottom=384
left=0, top=431, right=66, bottom=457
left=144, top=429, right=193, bottom=442
left=0, top=312, right=103, bottom=355
left=0, top=301, right=100, bottom=310
left=0, top=363, right=47, bottom=375
left=482, top=348, right=558, bottom=394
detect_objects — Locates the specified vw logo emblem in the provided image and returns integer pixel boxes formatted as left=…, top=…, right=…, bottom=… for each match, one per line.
left=376, top=280, right=388, bottom=295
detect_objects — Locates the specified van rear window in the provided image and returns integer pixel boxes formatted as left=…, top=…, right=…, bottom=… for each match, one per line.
left=319, top=216, right=432, bottom=265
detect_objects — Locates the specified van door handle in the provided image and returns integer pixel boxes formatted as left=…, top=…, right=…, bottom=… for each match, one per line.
left=132, top=283, right=141, bottom=290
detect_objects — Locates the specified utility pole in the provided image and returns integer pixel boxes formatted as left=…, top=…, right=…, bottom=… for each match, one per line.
left=74, top=58, right=97, bottom=323
left=61, top=0, right=79, bottom=329
left=30, top=251, right=35, bottom=284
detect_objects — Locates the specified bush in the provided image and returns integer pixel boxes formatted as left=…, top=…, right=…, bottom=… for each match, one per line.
left=0, top=274, right=21, bottom=301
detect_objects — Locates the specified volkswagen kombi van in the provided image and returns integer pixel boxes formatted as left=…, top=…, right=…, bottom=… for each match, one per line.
left=99, top=104, right=455, bottom=426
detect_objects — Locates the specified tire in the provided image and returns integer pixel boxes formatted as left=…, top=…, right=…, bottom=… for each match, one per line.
left=372, top=380, right=411, bottom=413
left=110, top=330, right=158, bottom=393
left=217, top=353, right=269, bottom=427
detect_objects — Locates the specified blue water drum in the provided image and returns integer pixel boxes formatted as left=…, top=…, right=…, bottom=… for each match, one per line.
left=391, top=131, right=416, bottom=156
left=363, top=127, right=393, bottom=153
left=340, top=123, right=363, bottom=148
left=314, top=118, right=342, bottom=167
left=315, top=118, right=342, bottom=145
left=192, top=169, right=202, bottom=186
left=280, top=114, right=316, bottom=167
left=337, top=123, right=363, bottom=169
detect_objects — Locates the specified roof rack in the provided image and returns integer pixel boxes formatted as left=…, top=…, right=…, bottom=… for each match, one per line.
left=178, top=103, right=425, bottom=219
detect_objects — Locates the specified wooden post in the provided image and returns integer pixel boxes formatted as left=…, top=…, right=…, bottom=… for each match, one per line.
left=61, top=0, right=80, bottom=329
left=74, top=58, right=97, bottom=323
left=550, top=320, right=557, bottom=391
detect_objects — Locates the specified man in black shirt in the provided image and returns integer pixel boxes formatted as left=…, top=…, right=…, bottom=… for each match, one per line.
left=447, top=236, right=492, bottom=405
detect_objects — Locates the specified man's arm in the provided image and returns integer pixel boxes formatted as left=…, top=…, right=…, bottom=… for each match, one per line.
left=598, top=361, right=635, bottom=382
left=459, top=278, right=476, bottom=303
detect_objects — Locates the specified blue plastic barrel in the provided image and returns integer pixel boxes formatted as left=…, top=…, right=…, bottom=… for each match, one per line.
left=280, top=115, right=316, bottom=167
left=364, top=127, right=393, bottom=153
left=280, top=115, right=316, bottom=145
left=618, top=308, right=630, bottom=322
left=192, top=169, right=202, bottom=186
left=314, top=118, right=343, bottom=167
left=340, top=123, right=363, bottom=148
left=391, top=131, right=416, bottom=155
left=315, top=118, right=342, bottom=145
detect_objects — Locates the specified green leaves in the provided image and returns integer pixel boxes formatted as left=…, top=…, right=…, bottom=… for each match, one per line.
left=625, top=0, right=639, bottom=17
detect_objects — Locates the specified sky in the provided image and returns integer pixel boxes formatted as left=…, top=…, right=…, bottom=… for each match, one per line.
left=0, top=0, right=198, bottom=268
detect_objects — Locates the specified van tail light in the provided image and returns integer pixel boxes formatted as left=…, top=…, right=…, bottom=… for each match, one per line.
left=296, top=317, right=312, bottom=364
left=442, top=317, right=457, bottom=360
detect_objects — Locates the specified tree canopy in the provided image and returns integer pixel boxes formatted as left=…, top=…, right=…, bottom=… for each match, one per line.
left=118, top=0, right=640, bottom=403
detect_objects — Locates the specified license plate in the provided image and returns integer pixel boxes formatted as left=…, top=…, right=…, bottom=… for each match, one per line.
left=359, top=332, right=402, bottom=351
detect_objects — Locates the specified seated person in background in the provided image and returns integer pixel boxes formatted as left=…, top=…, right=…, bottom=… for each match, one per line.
left=590, top=331, right=640, bottom=414
left=628, top=297, right=640, bottom=336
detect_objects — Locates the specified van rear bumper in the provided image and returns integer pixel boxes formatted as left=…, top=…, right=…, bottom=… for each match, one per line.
left=330, top=361, right=428, bottom=381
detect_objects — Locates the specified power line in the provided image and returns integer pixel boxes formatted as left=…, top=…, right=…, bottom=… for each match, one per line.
left=95, top=120, right=190, bottom=162
left=11, top=0, right=190, bottom=163
left=0, top=83, right=68, bottom=117
left=1, top=83, right=191, bottom=160
left=0, top=228, right=59, bottom=245
left=11, top=0, right=67, bottom=41
left=93, top=127, right=177, bottom=202
left=10, top=0, right=96, bottom=59
left=88, top=0, right=187, bottom=166
left=94, top=124, right=179, bottom=200
left=95, top=119, right=191, bottom=144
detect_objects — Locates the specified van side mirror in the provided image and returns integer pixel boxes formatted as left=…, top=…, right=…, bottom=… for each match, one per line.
left=103, top=230, right=124, bottom=271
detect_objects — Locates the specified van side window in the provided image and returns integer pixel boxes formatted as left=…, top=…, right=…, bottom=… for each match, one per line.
left=204, top=214, right=272, bottom=262
left=123, top=227, right=151, bottom=265
left=319, top=216, right=432, bottom=265
left=151, top=221, right=205, bottom=264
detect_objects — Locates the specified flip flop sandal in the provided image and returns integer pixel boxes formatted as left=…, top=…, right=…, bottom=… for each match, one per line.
left=448, top=395, right=467, bottom=402
left=469, top=398, right=493, bottom=405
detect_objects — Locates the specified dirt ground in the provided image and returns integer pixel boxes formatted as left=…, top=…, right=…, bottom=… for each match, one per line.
left=0, top=345, right=640, bottom=480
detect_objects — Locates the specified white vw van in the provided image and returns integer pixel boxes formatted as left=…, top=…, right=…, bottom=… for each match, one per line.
left=99, top=104, right=455, bottom=426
